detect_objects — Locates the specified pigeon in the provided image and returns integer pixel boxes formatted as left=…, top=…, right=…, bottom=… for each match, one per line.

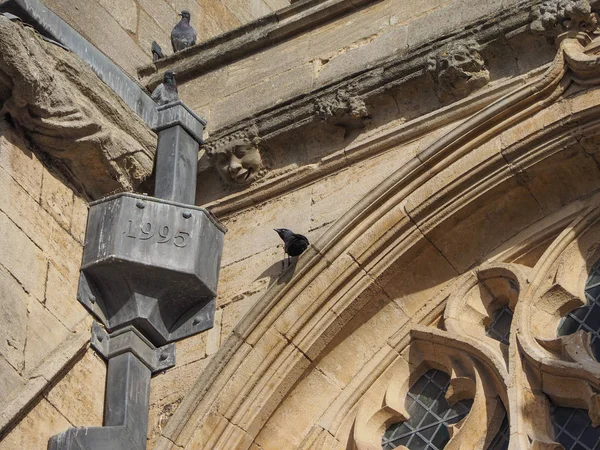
left=152, top=41, right=165, bottom=62
left=171, top=10, right=196, bottom=53
left=150, top=71, right=179, bottom=105
left=275, top=228, right=310, bottom=264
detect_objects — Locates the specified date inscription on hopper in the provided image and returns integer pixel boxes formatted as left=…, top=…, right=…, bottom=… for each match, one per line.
left=124, top=220, right=191, bottom=248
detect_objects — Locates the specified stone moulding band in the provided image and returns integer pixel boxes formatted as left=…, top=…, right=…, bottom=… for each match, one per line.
left=138, top=0, right=385, bottom=88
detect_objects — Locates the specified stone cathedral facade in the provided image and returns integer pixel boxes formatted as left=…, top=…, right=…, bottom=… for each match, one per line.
left=2, top=0, right=600, bottom=449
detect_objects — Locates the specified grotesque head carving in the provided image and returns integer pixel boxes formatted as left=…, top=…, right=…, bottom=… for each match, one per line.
left=531, top=0, right=599, bottom=37
left=205, top=127, right=265, bottom=186
left=427, top=40, right=489, bottom=101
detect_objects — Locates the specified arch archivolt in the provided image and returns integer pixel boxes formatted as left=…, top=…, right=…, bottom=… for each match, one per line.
left=154, top=32, right=600, bottom=450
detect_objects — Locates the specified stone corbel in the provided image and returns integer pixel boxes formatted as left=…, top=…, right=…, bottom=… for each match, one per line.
left=531, top=0, right=600, bottom=41
left=203, top=125, right=267, bottom=187
left=426, top=40, right=490, bottom=101
left=314, top=85, right=370, bottom=134
left=0, top=16, right=155, bottom=198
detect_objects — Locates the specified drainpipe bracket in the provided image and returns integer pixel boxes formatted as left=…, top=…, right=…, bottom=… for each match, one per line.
left=91, top=322, right=176, bottom=374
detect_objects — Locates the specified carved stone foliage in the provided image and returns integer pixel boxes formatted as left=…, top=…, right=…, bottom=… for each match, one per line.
left=426, top=40, right=490, bottom=101
left=0, top=16, right=155, bottom=198
left=314, top=86, right=370, bottom=133
left=353, top=207, right=600, bottom=450
left=531, top=0, right=600, bottom=38
left=204, top=125, right=267, bottom=187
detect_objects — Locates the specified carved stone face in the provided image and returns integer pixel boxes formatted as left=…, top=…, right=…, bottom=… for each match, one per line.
left=428, top=42, right=489, bottom=100
left=209, top=139, right=263, bottom=186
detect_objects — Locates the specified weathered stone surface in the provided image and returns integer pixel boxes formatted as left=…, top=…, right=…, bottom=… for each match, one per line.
left=0, top=266, right=28, bottom=373
left=254, top=368, right=342, bottom=450
left=530, top=0, right=599, bottom=37
left=138, top=9, right=173, bottom=60
left=0, top=211, right=47, bottom=302
left=41, top=170, right=75, bottom=231
left=0, top=355, right=24, bottom=405
left=426, top=40, right=490, bottom=101
left=0, top=17, right=155, bottom=198
left=44, top=262, right=87, bottom=332
left=40, top=0, right=148, bottom=75
left=0, top=161, right=83, bottom=282
left=219, top=187, right=312, bottom=266
left=0, top=120, right=43, bottom=199
left=24, top=297, right=71, bottom=374
left=0, top=398, right=72, bottom=450
left=45, top=350, right=105, bottom=427
left=98, top=0, right=138, bottom=33
left=70, top=195, right=88, bottom=245
left=220, top=0, right=273, bottom=23
left=315, top=297, right=408, bottom=388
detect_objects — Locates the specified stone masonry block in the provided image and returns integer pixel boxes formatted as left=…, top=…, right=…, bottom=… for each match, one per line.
left=0, top=120, right=43, bottom=199
left=0, top=265, right=28, bottom=373
left=70, top=195, right=88, bottom=245
left=0, top=398, right=72, bottom=450
left=45, top=349, right=106, bottom=427
left=255, top=367, right=341, bottom=450
left=98, top=0, right=138, bottom=33
left=24, top=297, right=71, bottom=374
left=0, top=354, right=24, bottom=404
left=41, top=170, right=75, bottom=231
left=0, top=211, right=47, bottom=301
left=0, top=165, right=82, bottom=283
left=45, top=262, right=88, bottom=332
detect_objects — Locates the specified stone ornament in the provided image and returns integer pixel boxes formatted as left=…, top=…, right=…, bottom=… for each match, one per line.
left=314, top=86, right=370, bottom=133
left=150, top=26, right=600, bottom=450
left=353, top=224, right=600, bottom=450
left=205, top=126, right=266, bottom=186
left=0, top=16, right=155, bottom=198
left=531, top=0, right=600, bottom=38
left=426, top=40, right=490, bottom=101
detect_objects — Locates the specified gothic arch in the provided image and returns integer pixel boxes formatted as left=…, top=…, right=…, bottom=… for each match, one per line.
left=153, top=33, right=600, bottom=450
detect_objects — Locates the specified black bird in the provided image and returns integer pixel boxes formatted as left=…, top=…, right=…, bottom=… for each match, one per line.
left=151, top=71, right=179, bottom=105
left=171, top=10, right=196, bottom=53
left=275, top=228, right=310, bottom=264
left=152, top=41, right=165, bottom=62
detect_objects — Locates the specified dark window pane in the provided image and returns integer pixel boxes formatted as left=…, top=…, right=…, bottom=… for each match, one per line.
left=487, top=415, right=510, bottom=450
left=551, top=404, right=600, bottom=450
left=486, top=305, right=513, bottom=345
left=558, top=261, right=600, bottom=362
left=382, top=369, right=474, bottom=450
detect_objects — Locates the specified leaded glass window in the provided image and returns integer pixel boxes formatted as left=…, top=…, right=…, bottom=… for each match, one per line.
left=551, top=404, right=600, bottom=450
left=382, top=369, right=473, bottom=450
left=485, top=305, right=513, bottom=345
left=558, top=261, right=600, bottom=360
left=487, top=416, right=509, bottom=450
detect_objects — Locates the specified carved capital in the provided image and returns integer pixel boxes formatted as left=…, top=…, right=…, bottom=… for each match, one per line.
left=426, top=40, right=490, bottom=101
left=204, top=125, right=267, bottom=186
left=314, top=86, right=370, bottom=132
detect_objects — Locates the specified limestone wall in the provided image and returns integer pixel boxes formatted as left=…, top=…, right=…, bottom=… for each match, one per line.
left=175, top=0, right=529, bottom=134
left=39, top=0, right=291, bottom=77
left=0, top=118, right=105, bottom=448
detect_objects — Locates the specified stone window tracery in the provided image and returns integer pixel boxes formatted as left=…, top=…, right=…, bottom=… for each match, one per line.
left=353, top=219, right=600, bottom=450
left=558, top=262, right=600, bottom=361
left=382, top=369, right=473, bottom=450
